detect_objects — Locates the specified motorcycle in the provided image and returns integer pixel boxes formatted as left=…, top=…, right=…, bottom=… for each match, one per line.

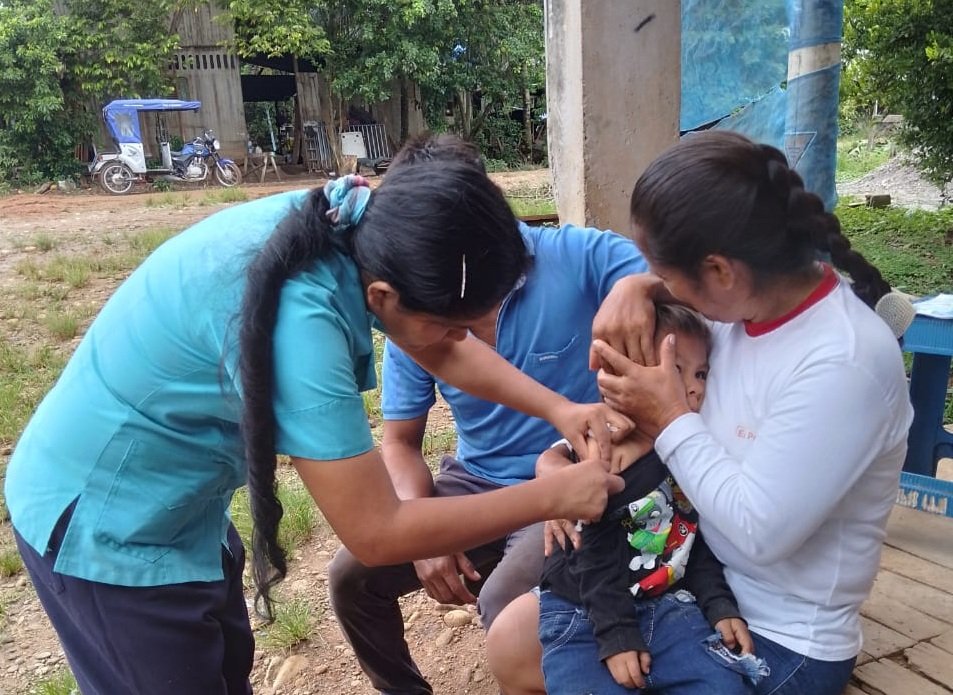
left=91, top=99, right=242, bottom=195
left=167, top=130, right=242, bottom=188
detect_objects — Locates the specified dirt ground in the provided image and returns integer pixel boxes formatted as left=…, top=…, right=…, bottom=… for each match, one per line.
left=0, top=160, right=946, bottom=695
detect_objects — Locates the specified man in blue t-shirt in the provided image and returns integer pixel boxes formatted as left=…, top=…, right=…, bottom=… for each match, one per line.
left=329, top=218, right=647, bottom=694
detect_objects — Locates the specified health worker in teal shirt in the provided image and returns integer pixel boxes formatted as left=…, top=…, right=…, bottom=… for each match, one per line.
left=5, top=154, right=627, bottom=695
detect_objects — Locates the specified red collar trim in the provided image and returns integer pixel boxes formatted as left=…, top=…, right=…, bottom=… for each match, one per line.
left=744, top=265, right=838, bottom=337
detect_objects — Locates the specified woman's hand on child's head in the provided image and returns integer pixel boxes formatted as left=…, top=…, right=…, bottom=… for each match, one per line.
left=715, top=617, right=755, bottom=655
left=606, top=650, right=652, bottom=689
left=593, top=336, right=691, bottom=438
left=551, top=401, right=633, bottom=462
left=590, top=274, right=661, bottom=371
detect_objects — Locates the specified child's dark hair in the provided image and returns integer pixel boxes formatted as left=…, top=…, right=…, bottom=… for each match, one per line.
left=389, top=132, right=486, bottom=173
left=654, top=303, right=711, bottom=353
left=630, top=131, right=890, bottom=308
left=238, top=160, right=529, bottom=618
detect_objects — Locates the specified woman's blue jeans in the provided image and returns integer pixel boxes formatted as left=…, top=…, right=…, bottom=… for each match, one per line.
left=749, top=632, right=856, bottom=695
left=539, top=590, right=750, bottom=694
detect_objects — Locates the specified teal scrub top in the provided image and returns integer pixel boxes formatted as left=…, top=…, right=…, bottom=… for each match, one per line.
left=5, top=190, right=377, bottom=586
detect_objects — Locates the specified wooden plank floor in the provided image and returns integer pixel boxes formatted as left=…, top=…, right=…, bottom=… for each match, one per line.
left=850, top=505, right=953, bottom=694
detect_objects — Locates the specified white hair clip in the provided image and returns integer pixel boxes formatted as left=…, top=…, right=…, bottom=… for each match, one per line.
left=460, top=254, right=467, bottom=299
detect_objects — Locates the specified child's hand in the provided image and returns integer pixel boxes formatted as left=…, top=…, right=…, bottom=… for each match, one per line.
left=715, top=617, right=754, bottom=654
left=543, top=519, right=582, bottom=555
left=605, top=650, right=652, bottom=689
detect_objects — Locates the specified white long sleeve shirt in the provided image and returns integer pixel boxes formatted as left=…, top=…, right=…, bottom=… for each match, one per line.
left=656, top=275, right=913, bottom=661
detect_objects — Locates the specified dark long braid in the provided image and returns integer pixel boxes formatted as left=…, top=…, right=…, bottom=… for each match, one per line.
left=239, top=190, right=339, bottom=619
left=757, top=143, right=890, bottom=307
left=631, top=131, right=890, bottom=308
left=238, top=157, right=530, bottom=620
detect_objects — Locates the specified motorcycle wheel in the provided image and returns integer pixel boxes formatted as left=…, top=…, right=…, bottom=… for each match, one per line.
left=98, top=162, right=135, bottom=195
left=214, top=161, right=242, bottom=187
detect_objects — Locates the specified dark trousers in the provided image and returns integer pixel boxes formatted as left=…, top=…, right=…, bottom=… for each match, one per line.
left=14, top=504, right=254, bottom=695
left=328, top=455, right=546, bottom=695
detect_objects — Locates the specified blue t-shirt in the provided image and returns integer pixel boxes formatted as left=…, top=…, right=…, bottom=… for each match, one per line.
left=5, top=190, right=377, bottom=586
left=382, top=223, right=647, bottom=485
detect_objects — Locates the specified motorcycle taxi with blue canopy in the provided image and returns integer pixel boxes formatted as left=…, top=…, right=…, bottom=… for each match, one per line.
left=90, top=99, right=242, bottom=195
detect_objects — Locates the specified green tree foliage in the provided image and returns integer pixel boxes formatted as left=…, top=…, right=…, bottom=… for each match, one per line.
left=844, top=0, right=953, bottom=187
left=228, top=0, right=330, bottom=61
left=226, top=0, right=544, bottom=163
left=0, top=1, right=72, bottom=182
left=415, top=1, right=544, bottom=146
left=0, top=0, right=184, bottom=184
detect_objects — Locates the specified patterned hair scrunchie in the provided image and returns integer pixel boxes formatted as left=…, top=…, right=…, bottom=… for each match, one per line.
left=324, top=174, right=371, bottom=231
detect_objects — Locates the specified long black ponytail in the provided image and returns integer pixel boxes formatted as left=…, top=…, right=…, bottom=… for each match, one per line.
left=238, top=190, right=339, bottom=619
left=238, top=156, right=529, bottom=619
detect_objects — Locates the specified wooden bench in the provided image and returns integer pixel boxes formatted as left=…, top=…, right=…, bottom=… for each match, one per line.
left=241, top=151, right=283, bottom=183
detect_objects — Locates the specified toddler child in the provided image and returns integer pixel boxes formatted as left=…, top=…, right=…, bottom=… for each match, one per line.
left=538, top=304, right=767, bottom=694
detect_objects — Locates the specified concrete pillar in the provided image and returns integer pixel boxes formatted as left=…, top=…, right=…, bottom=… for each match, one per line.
left=545, top=1, right=680, bottom=235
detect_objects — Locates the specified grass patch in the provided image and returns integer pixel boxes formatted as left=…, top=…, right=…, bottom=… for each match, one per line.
left=43, top=257, right=91, bottom=289
left=362, top=390, right=382, bottom=426
left=201, top=188, right=249, bottom=206
left=838, top=203, right=953, bottom=421
left=0, top=547, right=23, bottom=577
left=0, top=461, right=7, bottom=522
left=15, top=282, right=44, bottom=302
left=257, top=597, right=318, bottom=649
left=33, top=234, right=57, bottom=252
left=837, top=204, right=953, bottom=296
left=15, top=259, right=43, bottom=282
left=17, top=241, right=165, bottom=291
left=362, top=330, right=386, bottom=428
left=0, top=298, right=36, bottom=323
left=0, top=340, right=64, bottom=446
left=128, top=227, right=177, bottom=256
left=44, top=310, right=82, bottom=342
left=277, top=479, right=320, bottom=552
left=229, top=473, right=321, bottom=558
left=229, top=487, right=253, bottom=553
left=509, top=197, right=557, bottom=219
left=144, top=192, right=189, bottom=209
left=422, top=428, right=457, bottom=463
left=31, top=668, right=78, bottom=695
left=836, top=137, right=894, bottom=183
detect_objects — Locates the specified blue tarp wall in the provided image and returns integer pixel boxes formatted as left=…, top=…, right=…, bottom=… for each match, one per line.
left=681, top=0, right=843, bottom=210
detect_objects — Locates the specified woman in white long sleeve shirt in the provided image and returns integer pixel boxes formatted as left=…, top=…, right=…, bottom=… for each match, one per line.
left=488, top=131, right=913, bottom=695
